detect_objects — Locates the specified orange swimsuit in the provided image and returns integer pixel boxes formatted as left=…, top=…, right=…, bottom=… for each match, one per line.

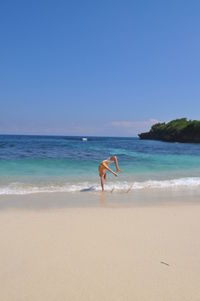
left=99, top=162, right=108, bottom=176
left=98, top=157, right=113, bottom=176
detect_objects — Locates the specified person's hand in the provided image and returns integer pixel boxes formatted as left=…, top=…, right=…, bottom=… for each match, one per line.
left=114, top=172, right=118, bottom=177
left=117, top=168, right=121, bottom=172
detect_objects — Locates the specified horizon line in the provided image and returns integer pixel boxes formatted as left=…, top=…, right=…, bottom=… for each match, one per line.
left=0, top=133, right=139, bottom=138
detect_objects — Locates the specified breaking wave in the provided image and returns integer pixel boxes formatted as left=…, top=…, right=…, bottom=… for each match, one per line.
left=1, top=177, right=200, bottom=195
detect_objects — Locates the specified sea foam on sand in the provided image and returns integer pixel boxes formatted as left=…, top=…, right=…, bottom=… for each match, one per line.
left=1, top=176, right=200, bottom=194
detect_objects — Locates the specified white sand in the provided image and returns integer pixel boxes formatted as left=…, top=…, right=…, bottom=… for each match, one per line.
left=0, top=198, right=200, bottom=301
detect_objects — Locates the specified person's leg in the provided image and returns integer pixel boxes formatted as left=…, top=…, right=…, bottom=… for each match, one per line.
left=99, top=164, right=106, bottom=191
left=112, top=156, right=120, bottom=172
left=100, top=169, right=107, bottom=191
left=100, top=175, right=105, bottom=191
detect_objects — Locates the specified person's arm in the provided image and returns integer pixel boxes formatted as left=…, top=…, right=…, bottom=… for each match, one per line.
left=102, top=163, right=117, bottom=176
left=111, top=155, right=120, bottom=172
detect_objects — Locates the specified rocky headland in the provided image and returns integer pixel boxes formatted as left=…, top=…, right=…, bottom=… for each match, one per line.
left=139, top=118, right=200, bottom=143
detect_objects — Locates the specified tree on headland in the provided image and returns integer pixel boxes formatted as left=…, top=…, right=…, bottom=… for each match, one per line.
left=139, top=118, right=200, bottom=143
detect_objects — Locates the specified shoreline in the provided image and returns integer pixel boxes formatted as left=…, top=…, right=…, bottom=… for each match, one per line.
left=0, top=187, right=200, bottom=210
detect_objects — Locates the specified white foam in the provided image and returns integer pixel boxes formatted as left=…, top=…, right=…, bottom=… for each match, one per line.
left=0, top=177, right=200, bottom=195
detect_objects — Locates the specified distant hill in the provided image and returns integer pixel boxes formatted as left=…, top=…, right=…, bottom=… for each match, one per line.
left=139, top=118, right=200, bottom=143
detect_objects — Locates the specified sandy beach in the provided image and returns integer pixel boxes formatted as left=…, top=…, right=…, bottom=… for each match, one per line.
left=0, top=193, right=200, bottom=301
left=2, top=0, right=200, bottom=298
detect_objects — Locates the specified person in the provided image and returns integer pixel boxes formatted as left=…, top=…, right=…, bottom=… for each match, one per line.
left=98, top=155, right=120, bottom=191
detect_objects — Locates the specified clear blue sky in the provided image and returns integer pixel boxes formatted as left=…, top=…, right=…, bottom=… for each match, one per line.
left=0, top=0, right=200, bottom=136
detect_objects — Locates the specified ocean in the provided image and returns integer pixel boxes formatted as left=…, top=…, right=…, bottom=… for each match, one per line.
left=1, top=135, right=200, bottom=195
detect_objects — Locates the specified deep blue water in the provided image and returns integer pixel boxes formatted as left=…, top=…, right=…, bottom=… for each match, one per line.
left=1, top=135, right=200, bottom=194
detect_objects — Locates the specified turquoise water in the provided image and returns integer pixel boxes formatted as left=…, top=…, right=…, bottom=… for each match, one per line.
left=1, top=135, right=200, bottom=194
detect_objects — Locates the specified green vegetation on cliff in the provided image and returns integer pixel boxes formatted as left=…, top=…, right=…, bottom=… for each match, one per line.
left=139, top=118, right=200, bottom=143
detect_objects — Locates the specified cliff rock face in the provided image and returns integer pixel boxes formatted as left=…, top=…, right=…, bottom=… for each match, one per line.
left=139, top=118, right=200, bottom=143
